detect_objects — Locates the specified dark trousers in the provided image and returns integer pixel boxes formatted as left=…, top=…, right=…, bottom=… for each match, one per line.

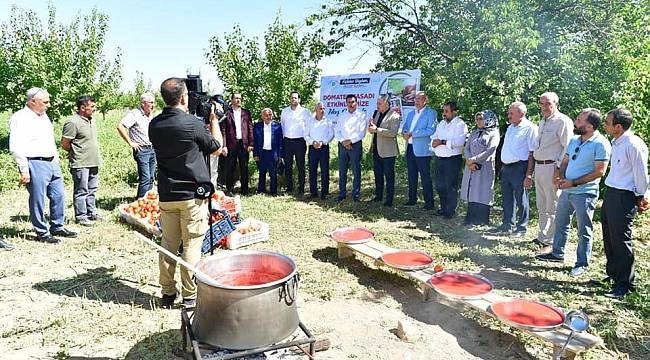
left=27, top=159, right=65, bottom=237
left=435, top=154, right=463, bottom=216
left=224, top=140, right=250, bottom=195
left=500, top=161, right=529, bottom=231
left=405, top=144, right=434, bottom=207
left=466, top=202, right=491, bottom=225
left=70, top=166, right=99, bottom=221
left=257, top=150, right=278, bottom=195
left=601, top=187, right=637, bottom=290
left=372, top=150, right=395, bottom=205
left=283, top=138, right=306, bottom=193
left=133, top=147, right=156, bottom=199
left=338, top=141, right=362, bottom=200
left=308, top=145, right=329, bottom=198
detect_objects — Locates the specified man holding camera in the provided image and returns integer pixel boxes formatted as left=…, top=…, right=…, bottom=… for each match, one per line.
left=149, top=78, right=223, bottom=309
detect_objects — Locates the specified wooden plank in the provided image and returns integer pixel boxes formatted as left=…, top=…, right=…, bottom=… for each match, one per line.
left=336, top=241, right=604, bottom=355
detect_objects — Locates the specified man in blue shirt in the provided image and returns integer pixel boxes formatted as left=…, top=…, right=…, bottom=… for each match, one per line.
left=536, top=108, right=610, bottom=278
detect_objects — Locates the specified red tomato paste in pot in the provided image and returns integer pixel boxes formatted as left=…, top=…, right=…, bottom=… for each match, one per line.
left=213, top=267, right=288, bottom=286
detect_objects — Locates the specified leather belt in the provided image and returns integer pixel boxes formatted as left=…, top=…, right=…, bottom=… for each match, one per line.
left=28, top=156, right=54, bottom=161
left=535, top=159, right=555, bottom=165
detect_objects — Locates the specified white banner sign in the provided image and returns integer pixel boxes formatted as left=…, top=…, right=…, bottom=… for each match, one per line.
left=320, top=69, right=421, bottom=119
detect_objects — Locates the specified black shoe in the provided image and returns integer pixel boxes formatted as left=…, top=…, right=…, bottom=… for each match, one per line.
left=160, top=293, right=177, bottom=309
left=443, top=214, right=455, bottom=220
left=182, top=298, right=196, bottom=308
left=604, top=285, right=632, bottom=299
left=37, top=234, right=61, bottom=244
left=51, top=228, right=78, bottom=238
left=368, top=197, right=382, bottom=203
left=308, top=193, right=318, bottom=199
left=0, top=236, right=16, bottom=251
left=422, top=205, right=435, bottom=211
left=535, top=253, right=564, bottom=262
left=491, top=225, right=511, bottom=234
left=383, top=201, right=392, bottom=207
left=433, top=209, right=445, bottom=217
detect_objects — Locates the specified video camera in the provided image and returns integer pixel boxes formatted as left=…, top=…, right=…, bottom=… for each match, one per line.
left=185, top=75, right=230, bottom=124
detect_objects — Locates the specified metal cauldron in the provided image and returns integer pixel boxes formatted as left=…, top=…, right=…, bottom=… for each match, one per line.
left=192, top=250, right=300, bottom=350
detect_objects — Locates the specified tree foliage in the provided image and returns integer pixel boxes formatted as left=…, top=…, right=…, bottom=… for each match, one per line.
left=206, top=15, right=326, bottom=118
left=310, top=0, right=650, bottom=143
left=0, top=4, right=122, bottom=120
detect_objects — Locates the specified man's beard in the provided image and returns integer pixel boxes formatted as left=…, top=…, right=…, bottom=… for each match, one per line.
left=574, top=127, right=586, bottom=135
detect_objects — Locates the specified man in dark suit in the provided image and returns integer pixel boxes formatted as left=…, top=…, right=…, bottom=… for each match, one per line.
left=220, top=93, right=254, bottom=195
left=253, top=108, right=284, bottom=195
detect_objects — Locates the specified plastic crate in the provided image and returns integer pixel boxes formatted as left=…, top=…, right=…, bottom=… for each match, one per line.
left=211, top=195, right=242, bottom=215
left=226, top=218, right=269, bottom=249
left=201, top=210, right=236, bottom=254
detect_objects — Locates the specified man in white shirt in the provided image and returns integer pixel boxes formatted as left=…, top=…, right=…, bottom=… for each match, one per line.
left=280, top=92, right=311, bottom=195
left=117, top=92, right=156, bottom=199
left=599, top=108, right=649, bottom=298
left=304, top=102, right=334, bottom=199
left=335, top=94, right=367, bottom=202
left=431, top=101, right=468, bottom=218
left=253, top=108, right=283, bottom=195
left=496, top=102, right=538, bottom=236
left=8, top=87, right=77, bottom=244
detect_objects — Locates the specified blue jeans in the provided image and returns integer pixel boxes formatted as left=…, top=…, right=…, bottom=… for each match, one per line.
left=338, top=141, right=362, bottom=200
left=70, top=167, right=99, bottom=221
left=134, top=147, right=156, bottom=198
left=434, top=155, right=463, bottom=216
left=500, top=161, right=529, bottom=232
left=552, top=191, right=597, bottom=267
left=27, top=159, right=66, bottom=237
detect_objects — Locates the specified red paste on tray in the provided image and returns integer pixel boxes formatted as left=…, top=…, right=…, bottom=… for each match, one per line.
left=382, top=251, right=432, bottom=267
left=491, top=299, right=564, bottom=327
left=332, top=227, right=374, bottom=242
left=428, top=272, right=492, bottom=297
left=213, top=268, right=288, bottom=286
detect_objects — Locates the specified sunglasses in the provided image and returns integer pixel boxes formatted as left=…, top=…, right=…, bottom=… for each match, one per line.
left=571, top=146, right=581, bottom=161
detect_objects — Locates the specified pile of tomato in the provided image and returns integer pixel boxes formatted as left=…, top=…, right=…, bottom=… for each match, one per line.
left=123, top=191, right=161, bottom=226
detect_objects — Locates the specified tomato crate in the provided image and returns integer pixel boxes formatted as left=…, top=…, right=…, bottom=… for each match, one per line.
left=226, top=218, right=269, bottom=249
left=201, top=210, right=236, bottom=254
left=211, top=195, right=242, bottom=215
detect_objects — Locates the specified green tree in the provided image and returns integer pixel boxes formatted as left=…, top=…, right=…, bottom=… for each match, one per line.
left=0, top=4, right=122, bottom=120
left=206, top=15, right=325, bottom=118
left=310, top=0, right=650, bottom=142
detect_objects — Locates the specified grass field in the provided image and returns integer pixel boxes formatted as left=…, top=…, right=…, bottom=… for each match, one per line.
left=0, top=110, right=648, bottom=359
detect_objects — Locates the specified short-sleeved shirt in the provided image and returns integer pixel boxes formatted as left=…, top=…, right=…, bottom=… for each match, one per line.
left=119, top=107, right=152, bottom=146
left=564, top=131, right=610, bottom=195
left=501, top=118, right=539, bottom=164
left=62, top=113, right=102, bottom=168
left=149, top=107, right=221, bottom=202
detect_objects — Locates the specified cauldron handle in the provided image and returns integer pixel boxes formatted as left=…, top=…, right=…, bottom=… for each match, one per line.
left=280, top=272, right=300, bottom=305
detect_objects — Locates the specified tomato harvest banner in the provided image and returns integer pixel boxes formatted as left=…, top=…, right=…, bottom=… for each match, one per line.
left=320, top=69, right=421, bottom=120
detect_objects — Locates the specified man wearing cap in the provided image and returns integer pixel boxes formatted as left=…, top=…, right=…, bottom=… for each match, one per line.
left=117, top=92, right=157, bottom=199
left=9, top=87, right=77, bottom=244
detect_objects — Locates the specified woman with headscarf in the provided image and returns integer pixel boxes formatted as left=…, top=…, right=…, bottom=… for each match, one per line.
left=460, top=110, right=500, bottom=225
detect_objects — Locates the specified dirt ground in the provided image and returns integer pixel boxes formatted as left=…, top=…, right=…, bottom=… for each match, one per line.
left=0, top=188, right=620, bottom=360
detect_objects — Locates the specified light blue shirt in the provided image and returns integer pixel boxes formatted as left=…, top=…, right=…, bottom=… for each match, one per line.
left=564, top=131, right=610, bottom=195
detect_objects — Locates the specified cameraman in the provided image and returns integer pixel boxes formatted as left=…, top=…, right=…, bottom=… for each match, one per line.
left=149, top=77, right=223, bottom=309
